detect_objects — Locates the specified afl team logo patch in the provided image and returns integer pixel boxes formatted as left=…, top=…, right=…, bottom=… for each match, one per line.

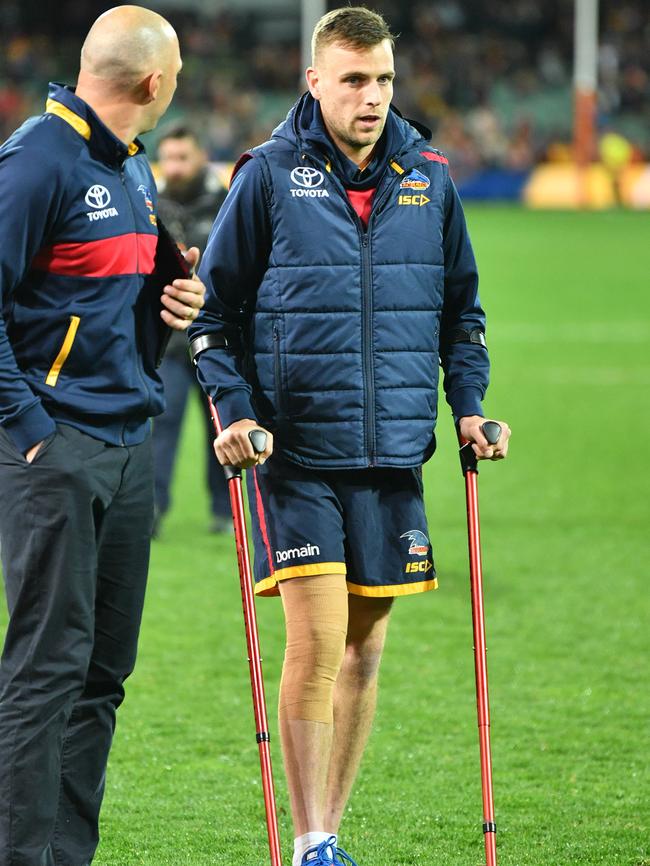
left=290, top=166, right=324, bottom=188
left=289, top=166, right=330, bottom=199
left=138, top=184, right=157, bottom=225
left=137, top=184, right=154, bottom=211
left=400, top=529, right=430, bottom=556
left=85, top=185, right=111, bottom=209
left=400, top=169, right=430, bottom=191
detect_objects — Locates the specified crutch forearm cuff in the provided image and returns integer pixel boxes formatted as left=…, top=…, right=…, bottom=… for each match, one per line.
left=189, top=332, right=239, bottom=365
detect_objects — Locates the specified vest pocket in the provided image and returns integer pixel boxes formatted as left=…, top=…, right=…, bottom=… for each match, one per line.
left=45, top=315, right=81, bottom=387
left=272, top=319, right=287, bottom=419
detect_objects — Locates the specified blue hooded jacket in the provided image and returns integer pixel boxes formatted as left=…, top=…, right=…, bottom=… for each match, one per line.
left=0, top=84, right=174, bottom=452
left=191, top=94, right=489, bottom=469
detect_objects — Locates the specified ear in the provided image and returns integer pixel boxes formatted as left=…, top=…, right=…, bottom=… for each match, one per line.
left=305, top=67, right=320, bottom=100
left=140, top=70, right=163, bottom=105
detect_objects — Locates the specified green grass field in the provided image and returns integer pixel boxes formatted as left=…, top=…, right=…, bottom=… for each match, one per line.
left=2, top=207, right=649, bottom=865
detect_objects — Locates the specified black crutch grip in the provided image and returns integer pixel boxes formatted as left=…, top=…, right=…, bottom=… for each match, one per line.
left=459, top=420, right=502, bottom=475
left=481, top=421, right=502, bottom=446
left=223, top=429, right=268, bottom=481
left=249, top=429, right=268, bottom=455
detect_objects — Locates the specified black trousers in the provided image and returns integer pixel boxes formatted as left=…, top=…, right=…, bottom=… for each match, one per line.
left=0, top=424, right=153, bottom=866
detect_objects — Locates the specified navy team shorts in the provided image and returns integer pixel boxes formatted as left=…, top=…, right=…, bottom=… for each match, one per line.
left=246, top=456, right=437, bottom=598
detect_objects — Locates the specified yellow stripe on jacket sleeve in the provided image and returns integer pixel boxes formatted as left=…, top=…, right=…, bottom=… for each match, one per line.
left=46, top=316, right=80, bottom=387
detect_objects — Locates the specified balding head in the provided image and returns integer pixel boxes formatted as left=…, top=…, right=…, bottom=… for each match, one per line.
left=81, top=5, right=179, bottom=90
left=76, top=6, right=182, bottom=140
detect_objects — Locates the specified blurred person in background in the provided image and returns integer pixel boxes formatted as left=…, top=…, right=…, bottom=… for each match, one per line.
left=0, top=7, right=205, bottom=864
left=153, top=124, right=230, bottom=535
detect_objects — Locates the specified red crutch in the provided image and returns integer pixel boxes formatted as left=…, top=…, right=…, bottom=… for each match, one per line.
left=458, top=420, right=502, bottom=866
left=208, top=402, right=283, bottom=866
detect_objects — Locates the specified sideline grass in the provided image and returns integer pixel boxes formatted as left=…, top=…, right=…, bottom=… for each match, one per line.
left=2, top=207, right=649, bottom=865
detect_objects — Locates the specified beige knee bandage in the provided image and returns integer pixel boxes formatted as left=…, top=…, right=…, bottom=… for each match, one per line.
left=279, top=574, right=349, bottom=723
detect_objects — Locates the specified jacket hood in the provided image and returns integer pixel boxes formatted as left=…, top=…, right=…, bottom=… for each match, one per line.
left=271, top=92, right=432, bottom=170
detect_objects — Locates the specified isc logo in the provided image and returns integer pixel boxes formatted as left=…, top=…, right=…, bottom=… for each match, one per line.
left=405, top=559, right=433, bottom=573
left=398, top=194, right=430, bottom=206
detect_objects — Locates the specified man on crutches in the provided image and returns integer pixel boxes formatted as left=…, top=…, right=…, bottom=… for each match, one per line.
left=190, top=7, right=510, bottom=865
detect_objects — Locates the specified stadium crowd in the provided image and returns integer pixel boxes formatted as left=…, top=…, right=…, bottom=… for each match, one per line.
left=1, top=0, right=648, bottom=180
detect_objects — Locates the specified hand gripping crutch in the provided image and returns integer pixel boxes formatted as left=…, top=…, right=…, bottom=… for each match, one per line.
left=208, top=402, right=283, bottom=866
left=458, top=420, right=502, bottom=866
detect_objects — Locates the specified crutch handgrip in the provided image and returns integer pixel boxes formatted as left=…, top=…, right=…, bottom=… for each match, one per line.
left=459, top=420, right=502, bottom=475
left=249, top=429, right=268, bottom=454
left=481, top=421, right=501, bottom=445
left=222, top=429, right=268, bottom=481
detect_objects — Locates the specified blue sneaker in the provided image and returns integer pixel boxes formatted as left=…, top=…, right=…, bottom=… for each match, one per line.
left=334, top=845, right=358, bottom=866
left=300, top=836, right=337, bottom=865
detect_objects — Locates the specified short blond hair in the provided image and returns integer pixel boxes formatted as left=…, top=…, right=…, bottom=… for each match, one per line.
left=311, top=6, right=395, bottom=64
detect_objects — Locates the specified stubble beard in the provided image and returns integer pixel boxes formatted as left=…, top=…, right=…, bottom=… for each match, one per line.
left=337, top=119, right=386, bottom=156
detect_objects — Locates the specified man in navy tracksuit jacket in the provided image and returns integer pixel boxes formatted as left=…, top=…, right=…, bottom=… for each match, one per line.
left=0, top=8, right=205, bottom=865
left=190, top=8, right=510, bottom=866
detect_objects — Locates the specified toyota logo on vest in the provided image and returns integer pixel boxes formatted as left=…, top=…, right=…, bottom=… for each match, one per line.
left=289, top=166, right=329, bottom=199
left=290, top=167, right=324, bottom=187
left=85, top=185, right=112, bottom=209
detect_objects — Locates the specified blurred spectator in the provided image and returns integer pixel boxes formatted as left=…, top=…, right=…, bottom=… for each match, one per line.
left=153, top=124, right=230, bottom=536
left=1, top=0, right=648, bottom=181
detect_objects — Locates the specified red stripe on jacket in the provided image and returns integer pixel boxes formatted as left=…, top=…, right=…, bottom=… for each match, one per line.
left=32, top=233, right=157, bottom=277
left=420, top=151, right=449, bottom=164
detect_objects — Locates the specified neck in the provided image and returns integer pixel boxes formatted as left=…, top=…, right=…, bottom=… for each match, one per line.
left=76, top=74, right=141, bottom=145
left=356, top=149, right=375, bottom=171
left=333, top=137, right=375, bottom=167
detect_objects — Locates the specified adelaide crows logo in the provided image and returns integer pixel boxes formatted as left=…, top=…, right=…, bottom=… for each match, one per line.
left=400, top=530, right=430, bottom=556
left=137, top=184, right=157, bottom=225
left=400, top=169, right=430, bottom=191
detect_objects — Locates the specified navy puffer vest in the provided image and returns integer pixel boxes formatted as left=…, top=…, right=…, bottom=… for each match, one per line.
left=244, top=110, right=455, bottom=468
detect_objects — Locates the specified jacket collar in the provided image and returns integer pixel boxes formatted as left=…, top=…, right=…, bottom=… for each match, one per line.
left=274, top=92, right=433, bottom=185
left=45, top=82, right=145, bottom=165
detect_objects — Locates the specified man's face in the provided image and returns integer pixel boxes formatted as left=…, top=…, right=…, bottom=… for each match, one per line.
left=157, top=136, right=207, bottom=192
left=306, top=39, right=395, bottom=161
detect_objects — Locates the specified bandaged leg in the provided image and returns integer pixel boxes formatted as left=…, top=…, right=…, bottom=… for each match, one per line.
left=278, top=573, right=349, bottom=841
left=324, top=593, right=393, bottom=834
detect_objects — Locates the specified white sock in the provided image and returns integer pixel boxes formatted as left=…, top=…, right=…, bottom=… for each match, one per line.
left=293, top=831, right=337, bottom=866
